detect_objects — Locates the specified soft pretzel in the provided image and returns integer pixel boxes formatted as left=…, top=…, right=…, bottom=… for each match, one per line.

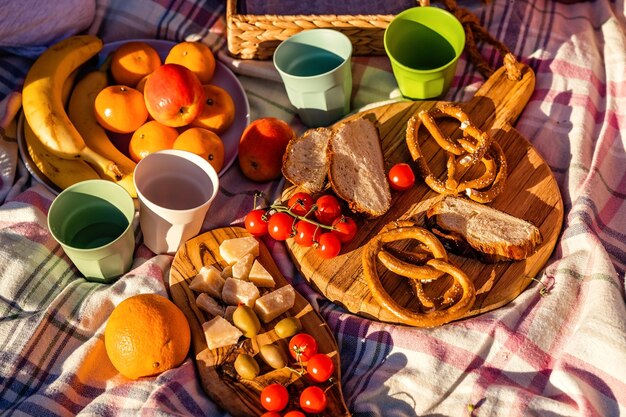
left=362, top=224, right=476, bottom=327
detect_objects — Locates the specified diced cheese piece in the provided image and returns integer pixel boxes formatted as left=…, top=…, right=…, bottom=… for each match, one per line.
left=222, top=277, right=260, bottom=308
left=219, top=236, right=259, bottom=265
left=254, top=285, right=296, bottom=323
left=189, top=266, right=225, bottom=299
left=221, top=264, right=233, bottom=278
left=248, top=260, right=276, bottom=288
left=232, top=253, right=255, bottom=281
left=202, top=316, right=242, bottom=350
left=195, top=293, right=225, bottom=317
left=224, top=306, right=237, bottom=323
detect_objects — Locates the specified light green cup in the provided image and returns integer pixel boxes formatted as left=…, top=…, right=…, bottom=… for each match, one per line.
left=273, top=29, right=353, bottom=127
left=384, top=6, right=465, bottom=99
left=47, top=179, right=136, bottom=283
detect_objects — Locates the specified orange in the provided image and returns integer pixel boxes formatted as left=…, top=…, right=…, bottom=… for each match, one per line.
left=173, top=127, right=225, bottom=172
left=129, top=120, right=178, bottom=162
left=94, top=85, right=149, bottom=133
left=104, top=293, right=191, bottom=380
left=135, top=74, right=150, bottom=94
left=190, top=84, right=236, bottom=134
left=165, top=42, right=216, bottom=84
left=110, top=41, right=162, bottom=87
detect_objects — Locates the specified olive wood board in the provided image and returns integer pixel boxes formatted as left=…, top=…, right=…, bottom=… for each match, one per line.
left=168, top=227, right=351, bottom=417
left=281, top=63, right=564, bottom=326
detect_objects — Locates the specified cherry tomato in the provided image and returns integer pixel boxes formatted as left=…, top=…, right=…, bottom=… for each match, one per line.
left=306, top=353, right=335, bottom=383
left=331, top=216, right=358, bottom=243
left=314, top=194, right=342, bottom=225
left=267, top=212, right=294, bottom=241
left=294, top=220, right=321, bottom=247
left=260, top=413, right=282, bottom=417
left=260, top=383, right=289, bottom=412
left=288, top=333, right=318, bottom=362
left=300, top=386, right=327, bottom=414
left=244, top=209, right=269, bottom=236
left=316, top=232, right=341, bottom=259
left=388, top=162, right=415, bottom=191
left=283, top=412, right=306, bottom=417
left=288, top=192, right=314, bottom=216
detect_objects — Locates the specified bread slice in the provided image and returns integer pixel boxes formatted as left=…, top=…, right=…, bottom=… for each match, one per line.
left=282, top=127, right=332, bottom=193
left=425, top=196, right=542, bottom=262
left=327, top=118, right=391, bottom=217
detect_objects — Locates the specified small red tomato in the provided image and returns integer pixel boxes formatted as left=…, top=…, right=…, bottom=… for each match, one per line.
left=283, top=412, right=306, bottom=417
left=244, top=209, right=269, bottom=236
left=331, top=216, right=358, bottom=243
left=316, top=232, right=341, bottom=259
left=260, top=384, right=289, bottom=412
left=288, top=192, right=314, bottom=216
left=307, top=353, right=335, bottom=383
left=267, top=212, right=294, bottom=241
left=300, top=386, right=327, bottom=414
left=294, top=220, right=321, bottom=247
left=388, top=162, right=415, bottom=191
left=260, top=413, right=282, bottom=417
left=314, top=194, right=342, bottom=225
left=288, top=333, right=318, bottom=362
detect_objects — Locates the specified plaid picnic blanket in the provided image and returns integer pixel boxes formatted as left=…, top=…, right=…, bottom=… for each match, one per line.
left=1, top=1, right=625, bottom=416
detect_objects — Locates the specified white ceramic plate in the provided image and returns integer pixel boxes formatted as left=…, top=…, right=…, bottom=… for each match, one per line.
left=17, top=39, right=250, bottom=194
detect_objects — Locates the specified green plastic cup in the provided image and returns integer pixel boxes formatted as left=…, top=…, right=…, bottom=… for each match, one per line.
left=47, top=179, right=136, bottom=283
left=273, top=29, right=353, bottom=127
left=384, top=6, right=465, bottom=99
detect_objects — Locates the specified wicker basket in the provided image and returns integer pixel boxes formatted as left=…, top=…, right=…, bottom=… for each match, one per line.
left=226, top=0, right=419, bottom=60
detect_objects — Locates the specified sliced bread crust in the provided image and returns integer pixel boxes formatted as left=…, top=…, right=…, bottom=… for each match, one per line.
left=327, top=118, right=391, bottom=217
left=281, top=127, right=332, bottom=194
left=425, top=196, right=543, bottom=262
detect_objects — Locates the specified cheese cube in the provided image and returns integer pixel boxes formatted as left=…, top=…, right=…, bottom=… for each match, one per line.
left=224, top=306, right=237, bottom=323
left=254, top=285, right=296, bottom=323
left=189, top=266, right=225, bottom=299
left=221, top=264, right=233, bottom=279
left=222, top=277, right=260, bottom=308
left=202, top=316, right=243, bottom=350
left=219, top=236, right=259, bottom=265
left=196, top=293, right=225, bottom=317
left=232, top=253, right=255, bottom=281
left=248, top=260, right=275, bottom=288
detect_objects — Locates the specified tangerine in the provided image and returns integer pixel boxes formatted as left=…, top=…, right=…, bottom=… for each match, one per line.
left=190, top=84, right=236, bottom=134
left=110, top=41, right=162, bottom=87
left=94, top=85, right=149, bottom=134
left=165, top=41, right=216, bottom=84
left=129, top=120, right=178, bottom=162
left=173, top=127, right=225, bottom=172
left=104, top=293, right=191, bottom=380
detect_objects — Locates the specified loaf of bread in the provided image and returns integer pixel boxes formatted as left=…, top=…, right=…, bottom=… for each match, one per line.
left=327, top=118, right=391, bottom=217
left=425, top=196, right=542, bottom=262
left=281, top=127, right=332, bottom=194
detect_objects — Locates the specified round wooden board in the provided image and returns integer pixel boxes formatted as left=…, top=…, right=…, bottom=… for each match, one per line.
left=281, top=64, right=564, bottom=326
left=168, top=227, right=351, bottom=417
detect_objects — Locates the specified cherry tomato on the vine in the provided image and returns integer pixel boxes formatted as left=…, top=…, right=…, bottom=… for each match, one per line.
left=267, top=212, right=295, bottom=241
left=283, top=412, right=306, bottom=417
left=306, top=353, right=335, bottom=383
left=331, top=216, right=358, bottom=243
left=260, top=384, right=289, bottom=412
left=288, top=333, right=318, bottom=362
left=300, top=386, right=327, bottom=414
left=244, top=209, right=269, bottom=236
left=316, top=232, right=342, bottom=259
left=388, top=162, right=415, bottom=191
left=288, top=192, right=314, bottom=216
left=294, top=220, right=322, bottom=247
left=314, top=194, right=342, bottom=225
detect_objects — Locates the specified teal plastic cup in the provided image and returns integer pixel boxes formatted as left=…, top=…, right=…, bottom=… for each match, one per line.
left=273, top=29, right=353, bottom=127
left=47, top=179, right=136, bottom=283
left=384, top=6, right=465, bottom=99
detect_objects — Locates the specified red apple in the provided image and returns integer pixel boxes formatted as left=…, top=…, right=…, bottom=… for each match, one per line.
left=238, top=117, right=295, bottom=182
left=143, top=63, right=205, bottom=127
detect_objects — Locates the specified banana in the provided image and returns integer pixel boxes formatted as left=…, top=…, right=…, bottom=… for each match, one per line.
left=24, top=118, right=100, bottom=190
left=68, top=69, right=138, bottom=197
left=22, top=35, right=122, bottom=181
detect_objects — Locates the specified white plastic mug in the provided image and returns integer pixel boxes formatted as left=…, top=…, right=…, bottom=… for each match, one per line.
left=134, top=150, right=219, bottom=254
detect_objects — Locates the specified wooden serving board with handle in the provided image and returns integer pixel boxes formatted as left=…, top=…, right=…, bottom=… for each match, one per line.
left=169, top=227, right=351, bottom=417
left=281, top=63, right=564, bottom=325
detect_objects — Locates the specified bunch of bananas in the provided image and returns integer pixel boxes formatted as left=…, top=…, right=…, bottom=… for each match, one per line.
left=22, top=35, right=137, bottom=197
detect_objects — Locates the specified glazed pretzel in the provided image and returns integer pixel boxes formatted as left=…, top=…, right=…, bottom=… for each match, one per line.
left=362, top=224, right=476, bottom=327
